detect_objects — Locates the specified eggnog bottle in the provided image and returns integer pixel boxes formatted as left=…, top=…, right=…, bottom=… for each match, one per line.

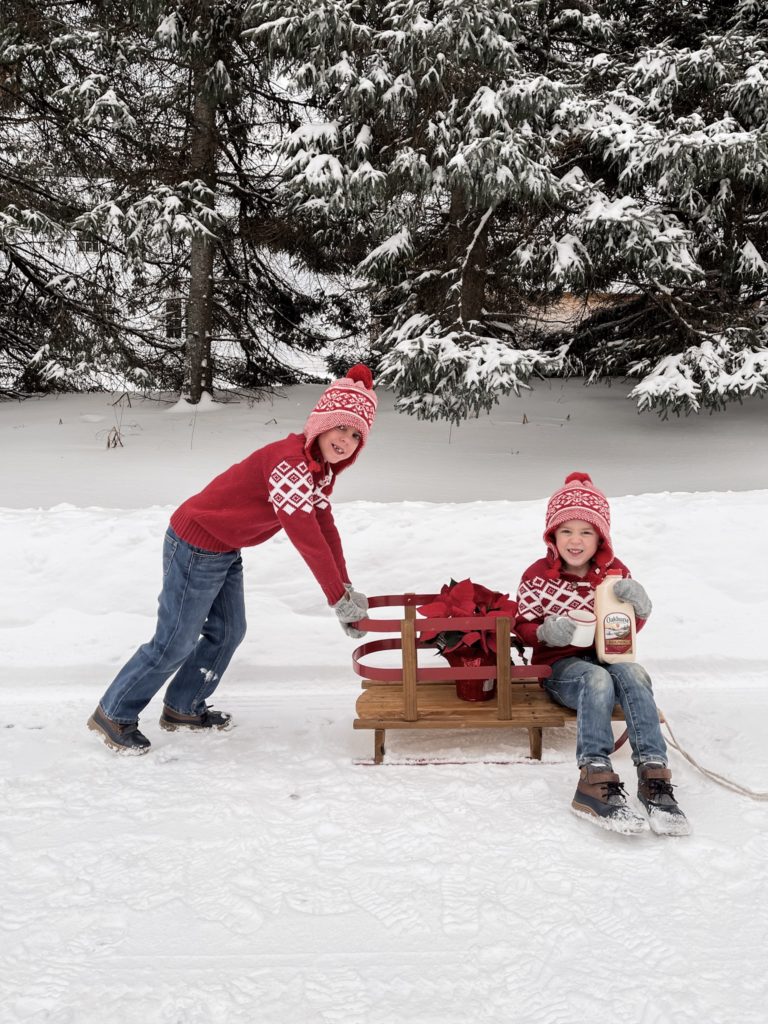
left=594, top=569, right=636, bottom=663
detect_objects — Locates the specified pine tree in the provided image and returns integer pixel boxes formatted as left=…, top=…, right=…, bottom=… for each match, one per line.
left=0, top=1, right=150, bottom=396
left=5, top=2, right=765, bottom=414
left=0, top=1, right=341, bottom=400
left=543, top=0, right=768, bottom=415
left=249, top=0, right=768, bottom=419
left=246, top=0, right=610, bottom=421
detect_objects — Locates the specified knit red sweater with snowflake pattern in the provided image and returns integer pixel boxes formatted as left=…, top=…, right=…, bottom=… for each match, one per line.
left=170, top=433, right=350, bottom=605
left=515, top=556, right=648, bottom=666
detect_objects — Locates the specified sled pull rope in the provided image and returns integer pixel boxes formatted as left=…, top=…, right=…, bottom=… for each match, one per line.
left=664, top=717, right=768, bottom=801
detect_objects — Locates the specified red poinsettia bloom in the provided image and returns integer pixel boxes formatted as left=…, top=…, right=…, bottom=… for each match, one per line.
left=417, top=578, right=518, bottom=654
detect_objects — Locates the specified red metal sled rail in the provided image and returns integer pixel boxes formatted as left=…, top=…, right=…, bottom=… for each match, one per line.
left=352, top=592, right=546, bottom=685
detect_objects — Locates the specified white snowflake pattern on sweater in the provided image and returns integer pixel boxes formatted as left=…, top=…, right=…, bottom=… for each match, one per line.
left=268, top=460, right=332, bottom=516
left=517, top=574, right=595, bottom=621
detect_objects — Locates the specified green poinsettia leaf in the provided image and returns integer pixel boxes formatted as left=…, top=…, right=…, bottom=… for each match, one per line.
left=434, top=630, right=466, bottom=653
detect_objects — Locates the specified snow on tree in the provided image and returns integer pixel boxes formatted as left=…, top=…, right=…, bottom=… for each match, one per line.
left=0, top=1, right=345, bottom=400
left=246, top=0, right=603, bottom=420
left=3, top=1, right=766, bottom=415
left=248, top=0, right=768, bottom=419
left=534, top=0, right=768, bottom=415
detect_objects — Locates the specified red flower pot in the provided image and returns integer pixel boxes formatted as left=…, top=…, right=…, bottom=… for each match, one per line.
left=443, top=649, right=497, bottom=702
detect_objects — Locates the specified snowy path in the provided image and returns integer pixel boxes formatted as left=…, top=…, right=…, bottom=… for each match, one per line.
left=2, top=683, right=767, bottom=1024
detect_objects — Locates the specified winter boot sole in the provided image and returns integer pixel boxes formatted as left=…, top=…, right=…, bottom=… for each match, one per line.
left=158, top=718, right=233, bottom=732
left=571, top=801, right=649, bottom=835
left=87, top=714, right=151, bottom=755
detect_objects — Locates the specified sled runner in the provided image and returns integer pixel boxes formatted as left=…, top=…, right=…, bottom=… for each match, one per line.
left=352, top=594, right=644, bottom=764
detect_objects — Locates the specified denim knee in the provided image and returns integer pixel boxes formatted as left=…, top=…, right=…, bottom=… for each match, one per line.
left=232, top=619, right=247, bottom=650
left=202, top=613, right=247, bottom=655
left=228, top=600, right=247, bottom=649
left=581, top=664, right=616, bottom=701
left=145, top=631, right=198, bottom=673
left=608, top=661, right=653, bottom=692
left=221, top=618, right=247, bottom=658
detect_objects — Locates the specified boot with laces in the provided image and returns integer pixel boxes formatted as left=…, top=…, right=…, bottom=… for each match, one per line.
left=571, top=763, right=649, bottom=834
left=637, top=763, right=691, bottom=836
left=87, top=706, right=151, bottom=754
left=159, top=704, right=232, bottom=731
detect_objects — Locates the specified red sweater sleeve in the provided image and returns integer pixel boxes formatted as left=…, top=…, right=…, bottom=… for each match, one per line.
left=515, top=567, right=547, bottom=650
left=267, top=458, right=347, bottom=605
left=315, top=503, right=351, bottom=586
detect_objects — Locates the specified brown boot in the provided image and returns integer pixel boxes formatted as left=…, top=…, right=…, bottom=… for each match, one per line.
left=637, top=764, right=691, bottom=836
left=87, top=706, right=151, bottom=754
left=571, top=764, right=649, bottom=834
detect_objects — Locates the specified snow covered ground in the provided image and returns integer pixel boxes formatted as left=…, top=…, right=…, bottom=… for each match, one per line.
left=1, top=381, right=767, bottom=1023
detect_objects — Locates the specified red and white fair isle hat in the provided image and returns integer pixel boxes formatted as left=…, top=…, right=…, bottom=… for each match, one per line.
left=303, top=364, right=378, bottom=471
left=544, top=471, right=614, bottom=567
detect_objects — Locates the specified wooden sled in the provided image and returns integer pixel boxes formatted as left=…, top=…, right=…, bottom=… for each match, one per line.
left=352, top=594, right=643, bottom=764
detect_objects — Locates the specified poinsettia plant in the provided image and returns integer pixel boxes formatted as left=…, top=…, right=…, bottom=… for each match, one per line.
left=417, top=578, right=520, bottom=655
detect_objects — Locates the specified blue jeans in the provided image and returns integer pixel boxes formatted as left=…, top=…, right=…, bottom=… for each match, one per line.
left=100, top=528, right=247, bottom=723
left=545, top=656, right=667, bottom=768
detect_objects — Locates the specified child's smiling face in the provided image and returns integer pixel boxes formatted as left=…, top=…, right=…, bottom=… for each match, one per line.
left=317, top=425, right=361, bottom=464
left=554, top=519, right=600, bottom=576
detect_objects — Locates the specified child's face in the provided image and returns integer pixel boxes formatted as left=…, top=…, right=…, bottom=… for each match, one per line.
left=554, top=519, right=599, bottom=576
left=317, top=425, right=361, bottom=464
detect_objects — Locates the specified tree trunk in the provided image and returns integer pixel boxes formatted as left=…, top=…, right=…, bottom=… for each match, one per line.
left=449, top=189, right=489, bottom=327
left=460, top=214, right=489, bottom=327
left=184, top=63, right=217, bottom=402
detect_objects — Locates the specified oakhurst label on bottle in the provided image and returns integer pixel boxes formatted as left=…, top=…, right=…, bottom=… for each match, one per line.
left=594, top=570, right=637, bottom=663
left=602, top=611, right=633, bottom=655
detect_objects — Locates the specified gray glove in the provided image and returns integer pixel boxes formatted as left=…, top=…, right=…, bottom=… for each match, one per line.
left=339, top=585, right=368, bottom=638
left=333, top=588, right=368, bottom=638
left=613, top=578, right=652, bottom=619
left=344, top=584, right=369, bottom=613
left=537, top=615, right=576, bottom=647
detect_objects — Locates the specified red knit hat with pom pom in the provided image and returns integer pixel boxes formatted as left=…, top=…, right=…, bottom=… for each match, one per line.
left=544, top=472, right=613, bottom=569
left=303, top=364, right=378, bottom=471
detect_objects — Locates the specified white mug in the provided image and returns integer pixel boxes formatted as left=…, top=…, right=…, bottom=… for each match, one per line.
left=567, top=609, right=597, bottom=647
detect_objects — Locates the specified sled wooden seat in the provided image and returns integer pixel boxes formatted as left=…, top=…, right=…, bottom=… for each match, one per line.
left=352, top=594, right=635, bottom=764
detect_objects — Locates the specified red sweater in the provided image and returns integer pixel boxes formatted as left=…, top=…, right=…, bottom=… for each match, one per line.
left=170, top=433, right=350, bottom=604
left=515, top=556, right=648, bottom=667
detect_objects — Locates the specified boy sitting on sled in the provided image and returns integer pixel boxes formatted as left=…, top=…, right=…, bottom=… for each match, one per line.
left=514, top=472, right=690, bottom=836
